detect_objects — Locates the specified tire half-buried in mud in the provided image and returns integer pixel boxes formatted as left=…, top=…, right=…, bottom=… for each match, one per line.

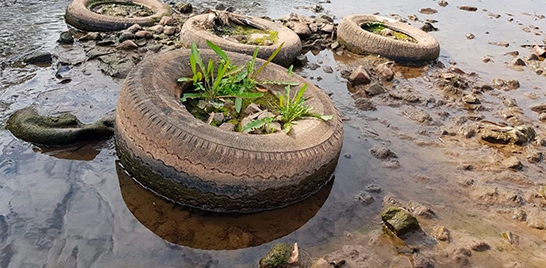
left=115, top=49, right=343, bottom=213
left=337, top=14, right=440, bottom=62
left=180, top=14, right=302, bottom=67
left=64, top=0, right=172, bottom=32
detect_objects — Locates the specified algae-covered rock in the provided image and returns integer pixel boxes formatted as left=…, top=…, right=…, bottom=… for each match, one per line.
left=6, top=107, right=114, bottom=145
left=381, top=207, right=420, bottom=236
left=259, top=243, right=293, bottom=268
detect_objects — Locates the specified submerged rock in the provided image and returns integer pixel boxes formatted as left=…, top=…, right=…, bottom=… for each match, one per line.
left=6, top=107, right=114, bottom=146
left=259, top=243, right=293, bottom=268
left=23, top=51, right=52, bottom=65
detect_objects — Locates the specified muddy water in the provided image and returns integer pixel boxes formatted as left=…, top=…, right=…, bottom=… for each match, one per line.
left=1, top=0, right=546, bottom=267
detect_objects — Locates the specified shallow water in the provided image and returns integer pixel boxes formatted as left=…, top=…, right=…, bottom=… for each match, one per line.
left=1, top=0, right=545, bottom=267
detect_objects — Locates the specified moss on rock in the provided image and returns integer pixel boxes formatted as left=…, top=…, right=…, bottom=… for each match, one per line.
left=381, top=206, right=420, bottom=236
left=259, top=243, right=293, bottom=268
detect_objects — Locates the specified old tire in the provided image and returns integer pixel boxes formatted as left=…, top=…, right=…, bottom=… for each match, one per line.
left=338, top=14, right=440, bottom=62
left=64, top=0, right=172, bottom=32
left=180, top=14, right=302, bottom=67
left=115, top=49, right=343, bottom=213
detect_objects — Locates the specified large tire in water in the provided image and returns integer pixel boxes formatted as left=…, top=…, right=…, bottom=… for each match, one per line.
left=115, top=49, right=343, bottom=213
left=65, top=0, right=172, bottom=32
left=338, top=14, right=440, bottom=62
left=180, top=13, right=302, bottom=67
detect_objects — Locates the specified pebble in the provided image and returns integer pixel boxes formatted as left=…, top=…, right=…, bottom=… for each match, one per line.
left=159, top=16, right=175, bottom=26
left=148, top=25, right=164, bottom=34
left=118, top=40, right=139, bottom=50
left=419, top=8, right=438, bottom=14
left=355, top=192, right=374, bottom=204
left=348, top=65, right=371, bottom=86
left=511, top=58, right=526, bottom=66
left=57, top=30, right=74, bottom=44
left=163, top=26, right=177, bottom=35
left=470, top=241, right=491, bottom=252
left=118, top=31, right=135, bottom=42
left=438, top=0, right=448, bottom=7
left=135, top=30, right=152, bottom=39
left=354, top=98, right=376, bottom=111
left=366, top=184, right=382, bottom=193
left=127, top=24, right=142, bottom=33
left=466, top=33, right=475, bottom=39
left=175, top=3, right=192, bottom=13
left=321, top=24, right=334, bottom=33
left=322, top=65, right=333, bottom=73
left=458, top=5, right=478, bottom=11
left=23, top=51, right=52, bottom=65
left=503, top=157, right=522, bottom=170
left=434, top=226, right=451, bottom=241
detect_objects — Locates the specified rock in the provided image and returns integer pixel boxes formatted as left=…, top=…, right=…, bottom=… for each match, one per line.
left=370, top=146, right=397, bottom=160
left=135, top=30, right=152, bottom=39
left=462, top=94, right=480, bottom=104
left=259, top=243, right=293, bottom=268
left=6, top=107, right=114, bottom=145
left=527, top=151, right=543, bottom=163
left=79, top=32, right=102, bottom=41
left=503, top=157, right=522, bottom=170
left=354, top=98, right=376, bottom=111
left=312, top=4, right=324, bottom=13
left=219, top=122, right=235, bottom=132
left=366, top=184, right=382, bottom=193
left=57, top=30, right=74, bottom=44
left=118, top=40, right=139, bottom=50
left=23, top=51, right=52, bottom=65
left=506, top=79, right=520, bottom=89
left=413, top=254, right=436, bottom=268
left=438, top=0, right=448, bottom=7
left=419, top=8, right=438, bottom=14
left=453, top=248, right=471, bottom=266
left=159, top=16, right=174, bottom=26
left=410, top=203, right=436, bottom=218
left=470, top=241, right=491, bottom=252
left=421, top=22, right=438, bottom=32
left=489, top=41, right=510, bottom=47
left=511, top=58, right=526, bottom=66
left=403, top=107, right=432, bottom=123
left=530, top=103, right=546, bottom=113
left=309, top=23, right=318, bottom=33
left=355, top=192, right=374, bottom=204
left=163, top=26, right=177, bottom=35
left=502, top=231, right=520, bottom=245
left=148, top=44, right=162, bottom=53
left=175, top=3, right=192, bottom=13
left=458, top=5, right=477, bottom=11
left=148, top=25, right=164, bottom=34
left=381, top=207, right=420, bottom=236
left=291, top=22, right=311, bottom=36
left=127, top=24, right=142, bottom=33
left=466, top=33, right=475, bottom=39
left=492, top=78, right=506, bottom=88
left=433, top=226, right=450, bottom=241
left=380, top=28, right=394, bottom=37
left=321, top=24, right=334, bottom=33
left=480, top=124, right=535, bottom=145
left=512, top=209, right=526, bottom=221
left=118, top=31, right=135, bottom=42
left=311, top=258, right=330, bottom=268
left=348, top=65, right=371, bottom=86
left=322, top=65, right=333, bottom=73
left=502, top=97, right=518, bottom=107
left=375, top=62, right=394, bottom=81
left=365, top=83, right=385, bottom=96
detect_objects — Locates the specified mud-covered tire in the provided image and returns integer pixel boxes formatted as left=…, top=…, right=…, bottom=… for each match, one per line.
left=338, top=14, right=440, bottom=62
left=115, top=49, right=343, bottom=213
left=64, top=0, right=172, bottom=32
left=180, top=14, right=302, bottom=67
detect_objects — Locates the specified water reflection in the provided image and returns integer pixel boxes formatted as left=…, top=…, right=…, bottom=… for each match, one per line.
left=116, top=161, right=333, bottom=250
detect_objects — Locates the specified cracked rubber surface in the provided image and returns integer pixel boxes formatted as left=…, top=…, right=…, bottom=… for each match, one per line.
left=65, top=0, right=172, bottom=32
left=338, top=14, right=440, bottom=62
left=115, top=49, right=343, bottom=213
left=180, top=14, right=302, bottom=67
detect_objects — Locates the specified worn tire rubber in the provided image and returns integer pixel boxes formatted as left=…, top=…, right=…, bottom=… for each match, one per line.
left=64, top=0, right=172, bottom=32
left=180, top=14, right=302, bottom=67
left=115, top=49, right=343, bottom=213
left=338, top=14, right=440, bottom=62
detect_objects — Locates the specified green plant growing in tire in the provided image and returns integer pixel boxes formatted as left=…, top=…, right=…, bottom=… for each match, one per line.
left=178, top=40, right=285, bottom=113
left=242, top=83, right=333, bottom=134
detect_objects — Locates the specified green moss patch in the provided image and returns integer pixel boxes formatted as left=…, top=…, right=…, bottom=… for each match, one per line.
left=89, top=2, right=154, bottom=17
left=212, top=24, right=279, bottom=46
left=362, top=22, right=417, bottom=43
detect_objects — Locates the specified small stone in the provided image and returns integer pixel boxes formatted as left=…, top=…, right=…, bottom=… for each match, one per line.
left=163, top=26, right=177, bottom=35
left=502, top=97, right=517, bottom=107
left=330, top=41, right=340, bottom=49
left=321, top=24, right=334, bottom=33
left=438, top=0, right=448, bottom=7
left=370, top=146, right=397, bottom=160
left=380, top=28, right=394, bottom=37
left=159, top=16, right=175, bottom=26
left=527, top=151, right=543, bottom=163
left=503, top=157, right=522, bottom=170
left=291, top=22, right=311, bottom=36
left=466, top=33, right=475, bottom=39
left=488, top=41, right=510, bottom=47
left=118, top=31, right=135, bottom=42
left=148, top=25, right=164, bottom=34
left=458, top=5, right=477, bottom=11
left=365, top=83, right=385, bottom=96
left=355, top=192, right=374, bottom=204
left=366, top=184, right=382, bottom=193
left=175, top=3, right=192, bottom=13
left=530, top=103, right=546, bottom=113
left=79, top=32, right=102, bottom=41
left=506, top=80, right=520, bottom=89
left=470, top=241, right=491, bottom=252
left=148, top=44, right=162, bottom=53
left=462, top=94, right=481, bottom=104
left=421, top=22, right=438, bottom=32
left=127, top=24, right=142, bottom=33
left=419, top=8, right=438, bottom=14
left=348, top=65, right=371, bottom=86
left=57, top=30, right=74, bottom=44
left=135, top=30, right=152, bottom=39
left=23, top=51, right=52, bottom=65
left=434, top=226, right=451, bottom=241
left=375, top=62, right=394, bottom=81
left=309, top=23, right=318, bottom=33
left=322, top=65, right=333, bottom=73
left=118, top=40, right=139, bottom=50
left=354, top=98, right=376, bottom=111
left=259, top=243, right=292, bottom=268
left=312, top=4, right=324, bottom=12
left=512, top=58, right=526, bottom=66
left=492, top=78, right=506, bottom=88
